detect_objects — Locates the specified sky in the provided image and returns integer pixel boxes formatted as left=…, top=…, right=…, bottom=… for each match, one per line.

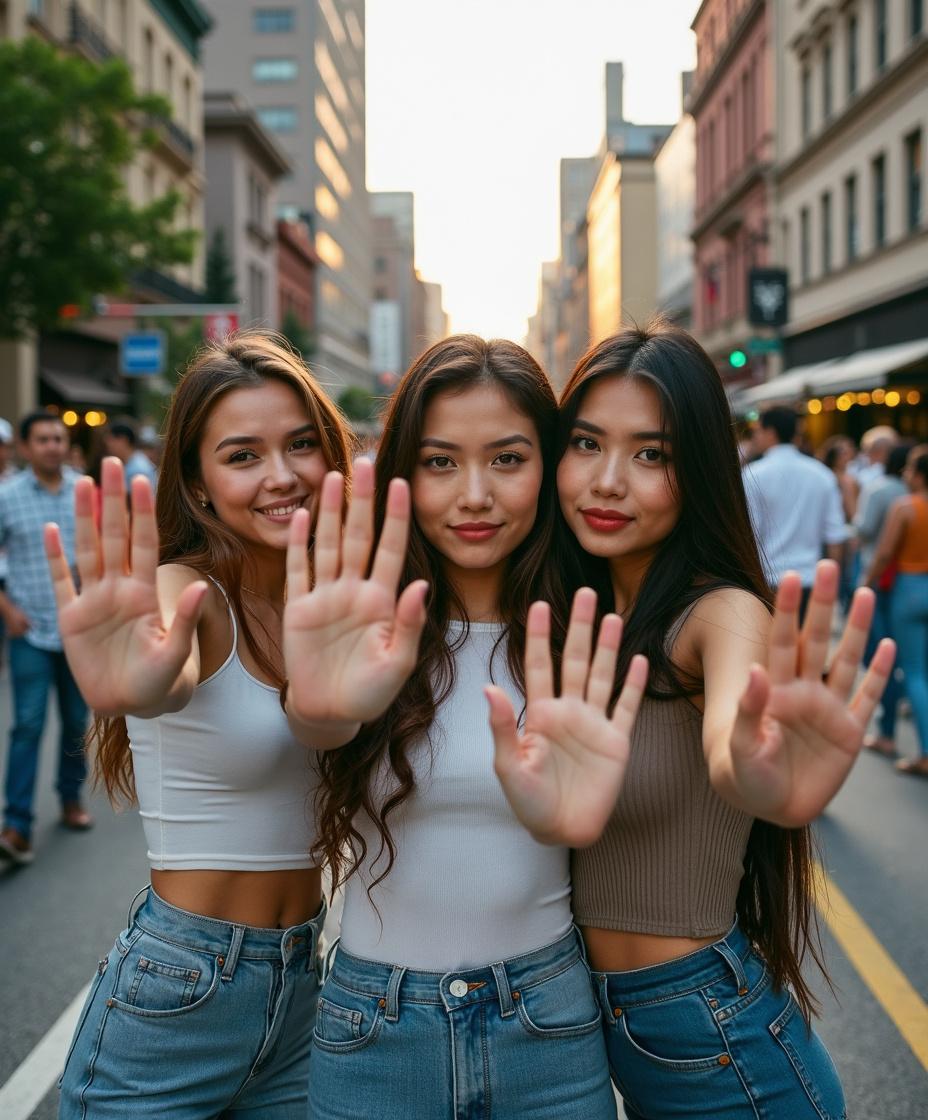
left=365, top=0, right=699, bottom=343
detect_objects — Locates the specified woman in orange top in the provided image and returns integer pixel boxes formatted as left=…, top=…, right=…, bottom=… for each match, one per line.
left=866, top=446, right=928, bottom=775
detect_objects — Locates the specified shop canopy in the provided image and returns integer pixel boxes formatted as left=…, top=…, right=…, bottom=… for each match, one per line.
left=40, top=368, right=130, bottom=407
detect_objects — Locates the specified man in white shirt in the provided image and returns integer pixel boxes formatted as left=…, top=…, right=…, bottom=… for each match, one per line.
left=743, top=407, right=849, bottom=621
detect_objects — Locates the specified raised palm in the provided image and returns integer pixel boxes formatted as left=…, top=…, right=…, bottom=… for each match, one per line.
left=45, top=458, right=206, bottom=716
left=284, top=458, right=427, bottom=726
left=728, top=561, right=895, bottom=826
left=488, top=588, right=648, bottom=847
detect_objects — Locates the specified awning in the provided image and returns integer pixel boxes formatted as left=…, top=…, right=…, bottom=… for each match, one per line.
left=40, top=368, right=130, bottom=407
left=733, top=358, right=840, bottom=409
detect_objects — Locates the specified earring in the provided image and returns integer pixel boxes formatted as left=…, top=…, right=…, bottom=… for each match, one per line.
left=199, top=499, right=208, bottom=508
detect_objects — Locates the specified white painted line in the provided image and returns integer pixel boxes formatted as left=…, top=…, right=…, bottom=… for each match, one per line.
left=0, top=983, right=90, bottom=1120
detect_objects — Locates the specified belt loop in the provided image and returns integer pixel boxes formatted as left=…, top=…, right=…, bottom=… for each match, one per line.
left=573, top=924, right=590, bottom=965
left=125, top=883, right=150, bottom=930
left=221, top=924, right=245, bottom=982
left=385, top=965, right=405, bottom=1023
left=320, top=936, right=340, bottom=985
left=492, top=962, right=515, bottom=1018
left=713, top=937, right=748, bottom=993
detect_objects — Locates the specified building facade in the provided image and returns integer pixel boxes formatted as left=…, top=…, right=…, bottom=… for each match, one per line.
left=277, top=217, right=317, bottom=338
left=655, top=74, right=696, bottom=327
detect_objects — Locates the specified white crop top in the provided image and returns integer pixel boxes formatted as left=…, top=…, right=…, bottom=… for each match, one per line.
left=126, top=583, right=318, bottom=871
left=340, top=621, right=572, bottom=970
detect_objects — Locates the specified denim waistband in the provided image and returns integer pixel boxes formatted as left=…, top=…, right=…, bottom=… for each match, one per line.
left=594, top=920, right=755, bottom=1003
left=129, top=885, right=326, bottom=965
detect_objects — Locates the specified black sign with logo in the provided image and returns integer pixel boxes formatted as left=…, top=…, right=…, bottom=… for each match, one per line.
left=747, top=268, right=789, bottom=327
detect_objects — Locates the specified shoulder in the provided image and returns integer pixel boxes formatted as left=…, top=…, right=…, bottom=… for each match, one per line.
left=156, top=564, right=223, bottom=617
left=675, top=587, right=770, bottom=667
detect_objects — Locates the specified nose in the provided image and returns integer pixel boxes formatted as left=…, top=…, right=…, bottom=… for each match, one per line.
left=458, top=464, right=492, bottom=511
left=591, top=452, right=626, bottom=498
left=264, top=452, right=298, bottom=490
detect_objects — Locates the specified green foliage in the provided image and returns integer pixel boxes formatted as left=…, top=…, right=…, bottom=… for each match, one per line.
left=338, top=386, right=378, bottom=423
left=0, top=37, right=197, bottom=338
left=279, top=306, right=315, bottom=360
left=204, top=227, right=237, bottom=302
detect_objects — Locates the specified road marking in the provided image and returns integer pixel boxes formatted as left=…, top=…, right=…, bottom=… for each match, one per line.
left=817, top=865, right=928, bottom=1071
left=0, top=982, right=89, bottom=1120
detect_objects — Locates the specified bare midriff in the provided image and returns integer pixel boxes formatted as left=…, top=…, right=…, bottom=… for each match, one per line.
left=581, top=926, right=720, bottom=973
left=150, top=867, right=322, bottom=929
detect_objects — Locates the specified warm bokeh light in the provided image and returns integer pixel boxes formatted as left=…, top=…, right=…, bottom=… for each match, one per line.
left=872, top=388, right=886, bottom=404
left=807, top=399, right=823, bottom=414
left=84, top=410, right=106, bottom=427
left=823, top=397, right=837, bottom=412
left=856, top=392, right=871, bottom=405
left=906, top=390, right=921, bottom=405
left=885, top=390, right=901, bottom=407
left=836, top=394, right=853, bottom=411
left=61, top=410, right=79, bottom=427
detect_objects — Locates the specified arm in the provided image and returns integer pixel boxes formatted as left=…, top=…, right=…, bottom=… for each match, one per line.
left=0, top=587, right=30, bottom=637
left=863, top=499, right=909, bottom=587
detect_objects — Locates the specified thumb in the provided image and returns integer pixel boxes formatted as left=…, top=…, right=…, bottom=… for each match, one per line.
left=164, top=581, right=209, bottom=667
left=729, top=664, right=770, bottom=760
left=485, top=685, right=521, bottom=778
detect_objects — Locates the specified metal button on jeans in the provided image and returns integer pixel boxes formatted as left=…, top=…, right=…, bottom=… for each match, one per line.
left=449, top=979, right=468, bottom=997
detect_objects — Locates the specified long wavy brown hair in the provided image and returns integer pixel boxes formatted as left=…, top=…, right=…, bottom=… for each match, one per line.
left=93, top=331, right=354, bottom=804
left=315, top=334, right=563, bottom=893
left=555, top=317, right=828, bottom=1022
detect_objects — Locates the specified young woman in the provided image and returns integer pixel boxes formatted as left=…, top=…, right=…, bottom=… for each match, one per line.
left=282, top=334, right=646, bottom=1120
left=537, top=320, right=894, bottom=1120
left=47, top=333, right=353, bottom=1118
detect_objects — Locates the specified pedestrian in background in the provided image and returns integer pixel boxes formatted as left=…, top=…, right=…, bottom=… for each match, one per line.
left=742, top=406, right=848, bottom=622
left=820, top=434, right=859, bottom=610
left=865, top=446, right=928, bottom=777
left=0, top=411, right=89, bottom=866
left=102, top=417, right=159, bottom=490
left=851, top=425, right=898, bottom=489
left=0, top=416, right=20, bottom=672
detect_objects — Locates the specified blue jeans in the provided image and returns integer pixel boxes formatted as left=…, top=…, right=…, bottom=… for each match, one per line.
left=593, top=922, right=845, bottom=1120
left=309, top=927, right=617, bottom=1119
left=891, top=572, right=928, bottom=755
left=4, top=637, right=88, bottom=838
left=865, top=587, right=901, bottom=740
left=59, top=887, right=325, bottom=1119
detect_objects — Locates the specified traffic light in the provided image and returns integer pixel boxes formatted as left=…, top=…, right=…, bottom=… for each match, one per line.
left=728, top=348, right=748, bottom=369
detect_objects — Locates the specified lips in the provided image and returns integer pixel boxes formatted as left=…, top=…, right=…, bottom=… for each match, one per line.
left=256, top=497, right=307, bottom=520
left=580, top=508, right=633, bottom=532
left=450, top=521, right=503, bottom=542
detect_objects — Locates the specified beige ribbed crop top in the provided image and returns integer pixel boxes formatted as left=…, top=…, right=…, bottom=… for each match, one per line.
left=571, top=598, right=754, bottom=938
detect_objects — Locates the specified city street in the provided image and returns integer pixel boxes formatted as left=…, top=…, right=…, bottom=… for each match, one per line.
left=0, top=669, right=926, bottom=1119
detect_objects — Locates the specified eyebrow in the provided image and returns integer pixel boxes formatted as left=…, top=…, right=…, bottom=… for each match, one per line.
left=214, top=423, right=317, bottom=453
left=419, top=434, right=534, bottom=451
left=573, top=418, right=671, bottom=441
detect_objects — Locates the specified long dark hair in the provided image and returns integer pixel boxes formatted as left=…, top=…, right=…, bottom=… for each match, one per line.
left=315, top=334, right=561, bottom=892
left=556, top=317, right=827, bottom=1022
left=93, top=331, right=354, bottom=804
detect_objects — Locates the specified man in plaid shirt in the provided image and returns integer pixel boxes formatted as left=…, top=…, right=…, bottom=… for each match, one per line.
left=0, top=411, right=90, bottom=865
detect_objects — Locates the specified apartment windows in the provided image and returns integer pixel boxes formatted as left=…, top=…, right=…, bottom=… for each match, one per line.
left=821, top=191, right=833, bottom=274
left=253, top=8, right=294, bottom=33
left=872, top=154, right=886, bottom=247
left=912, top=0, right=924, bottom=37
left=143, top=27, right=154, bottom=92
left=252, top=58, right=298, bottom=82
left=801, top=65, right=812, bottom=140
left=874, top=0, right=887, bottom=70
left=822, top=42, right=833, bottom=122
left=847, top=14, right=859, bottom=97
left=257, top=106, right=298, bottom=133
left=164, top=51, right=174, bottom=103
left=708, top=119, right=716, bottom=193
left=800, top=207, right=811, bottom=283
left=906, top=129, right=922, bottom=231
left=248, top=265, right=266, bottom=320
left=845, top=174, right=859, bottom=262
left=248, top=172, right=267, bottom=229
left=741, top=69, right=752, bottom=156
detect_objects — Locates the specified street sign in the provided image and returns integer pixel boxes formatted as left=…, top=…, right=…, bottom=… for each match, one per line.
left=748, top=268, right=789, bottom=327
left=748, top=337, right=783, bottom=353
left=204, top=312, right=239, bottom=341
left=120, top=331, right=165, bottom=376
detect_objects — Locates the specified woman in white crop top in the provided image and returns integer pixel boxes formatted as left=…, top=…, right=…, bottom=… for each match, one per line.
left=47, top=333, right=353, bottom=1119
left=280, top=336, right=646, bottom=1120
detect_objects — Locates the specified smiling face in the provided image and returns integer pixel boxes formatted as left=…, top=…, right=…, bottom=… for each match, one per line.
left=195, top=379, right=328, bottom=555
left=410, top=382, right=544, bottom=611
left=557, top=375, right=681, bottom=579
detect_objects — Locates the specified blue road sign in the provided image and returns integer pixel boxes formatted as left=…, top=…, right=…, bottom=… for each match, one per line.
left=120, top=331, right=165, bottom=376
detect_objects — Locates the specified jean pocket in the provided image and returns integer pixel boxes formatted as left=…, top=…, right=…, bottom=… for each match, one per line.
left=515, top=957, right=602, bottom=1039
left=109, top=934, right=220, bottom=1018
left=770, top=997, right=847, bottom=1120
left=312, top=980, right=385, bottom=1053
left=612, top=990, right=729, bottom=1071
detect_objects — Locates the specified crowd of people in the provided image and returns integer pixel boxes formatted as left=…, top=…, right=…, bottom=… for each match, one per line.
left=0, top=321, right=918, bottom=1119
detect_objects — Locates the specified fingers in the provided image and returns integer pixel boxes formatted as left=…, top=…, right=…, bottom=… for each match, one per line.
left=768, top=572, right=802, bottom=685
left=561, top=588, right=597, bottom=698
left=729, top=663, right=770, bottom=757
left=586, top=614, right=623, bottom=709
left=370, top=478, right=412, bottom=594
left=799, top=561, right=839, bottom=681
left=389, top=579, right=429, bottom=666
left=44, top=523, right=76, bottom=609
left=100, top=457, right=129, bottom=576
left=163, top=580, right=208, bottom=667
left=312, top=472, right=345, bottom=585
left=485, top=685, right=521, bottom=778
left=128, top=475, right=158, bottom=587
left=287, top=508, right=312, bottom=599
left=827, top=585, right=876, bottom=698
left=849, top=638, right=896, bottom=728
left=340, top=458, right=375, bottom=579
left=610, top=653, right=648, bottom=737
left=524, top=601, right=554, bottom=706
left=73, top=475, right=101, bottom=587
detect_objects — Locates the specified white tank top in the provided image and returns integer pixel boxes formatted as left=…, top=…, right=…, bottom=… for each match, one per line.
left=126, top=582, right=318, bottom=871
left=340, top=621, right=572, bottom=970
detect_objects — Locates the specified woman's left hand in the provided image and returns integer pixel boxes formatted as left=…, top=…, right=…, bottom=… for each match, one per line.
left=727, top=560, right=895, bottom=826
left=487, top=587, right=648, bottom=847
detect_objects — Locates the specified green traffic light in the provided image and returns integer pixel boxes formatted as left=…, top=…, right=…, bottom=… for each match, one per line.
left=729, top=349, right=748, bottom=369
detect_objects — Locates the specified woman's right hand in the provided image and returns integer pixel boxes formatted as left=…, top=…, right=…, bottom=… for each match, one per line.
left=284, top=458, right=427, bottom=733
left=44, top=457, right=208, bottom=716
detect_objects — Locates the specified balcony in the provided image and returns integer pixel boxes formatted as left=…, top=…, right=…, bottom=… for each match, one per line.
left=68, top=3, right=114, bottom=63
left=146, top=113, right=198, bottom=171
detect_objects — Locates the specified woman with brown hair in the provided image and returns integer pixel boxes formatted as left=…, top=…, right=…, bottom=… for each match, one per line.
left=46, top=333, right=353, bottom=1119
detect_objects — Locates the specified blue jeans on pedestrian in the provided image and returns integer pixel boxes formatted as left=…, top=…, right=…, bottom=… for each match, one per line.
left=58, top=886, right=325, bottom=1119
left=890, top=572, right=928, bottom=756
left=865, top=587, right=901, bottom=740
left=592, top=922, right=846, bottom=1120
left=4, top=637, right=88, bottom=838
left=309, top=927, right=617, bottom=1119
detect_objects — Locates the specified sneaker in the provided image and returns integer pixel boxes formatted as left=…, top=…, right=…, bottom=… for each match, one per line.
left=60, top=801, right=95, bottom=831
left=0, top=827, right=34, bottom=865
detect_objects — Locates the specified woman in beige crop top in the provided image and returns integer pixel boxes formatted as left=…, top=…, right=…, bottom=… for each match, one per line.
left=47, top=334, right=354, bottom=1119
left=538, top=319, right=893, bottom=1120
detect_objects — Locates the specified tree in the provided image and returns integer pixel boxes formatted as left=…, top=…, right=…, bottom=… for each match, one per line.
left=204, top=227, right=237, bottom=302
left=338, top=386, right=378, bottom=423
left=279, top=306, right=315, bottom=360
left=0, top=38, right=197, bottom=339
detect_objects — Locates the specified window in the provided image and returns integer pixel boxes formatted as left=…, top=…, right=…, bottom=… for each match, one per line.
left=912, top=0, right=924, bottom=37
left=845, top=174, right=859, bottom=262
left=257, top=106, right=298, bottom=132
left=822, top=42, right=833, bottom=122
left=164, top=51, right=174, bottom=102
left=143, top=27, right=154, bottom=92
left=252, top=58, right=298, bottom=82
left=874, top=0, right=887, bottom=70
left=248, top=264, right=266, bottom=319
left=821, top=192, right=833, bottom=274
left=374, top=256, right=387, bottom=274
left=253, top=8, right=294, bottom=33
left=801, top=65, right=812, bottom=139
left=741, top=68, right=752, bottom=156
left=905, top=129, right=923, bottom=231
left=872, top=154, right=886, bottom=247
left=800, top=207, right=811, bottom=283
left=847, top=15, right=859, bottom=97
